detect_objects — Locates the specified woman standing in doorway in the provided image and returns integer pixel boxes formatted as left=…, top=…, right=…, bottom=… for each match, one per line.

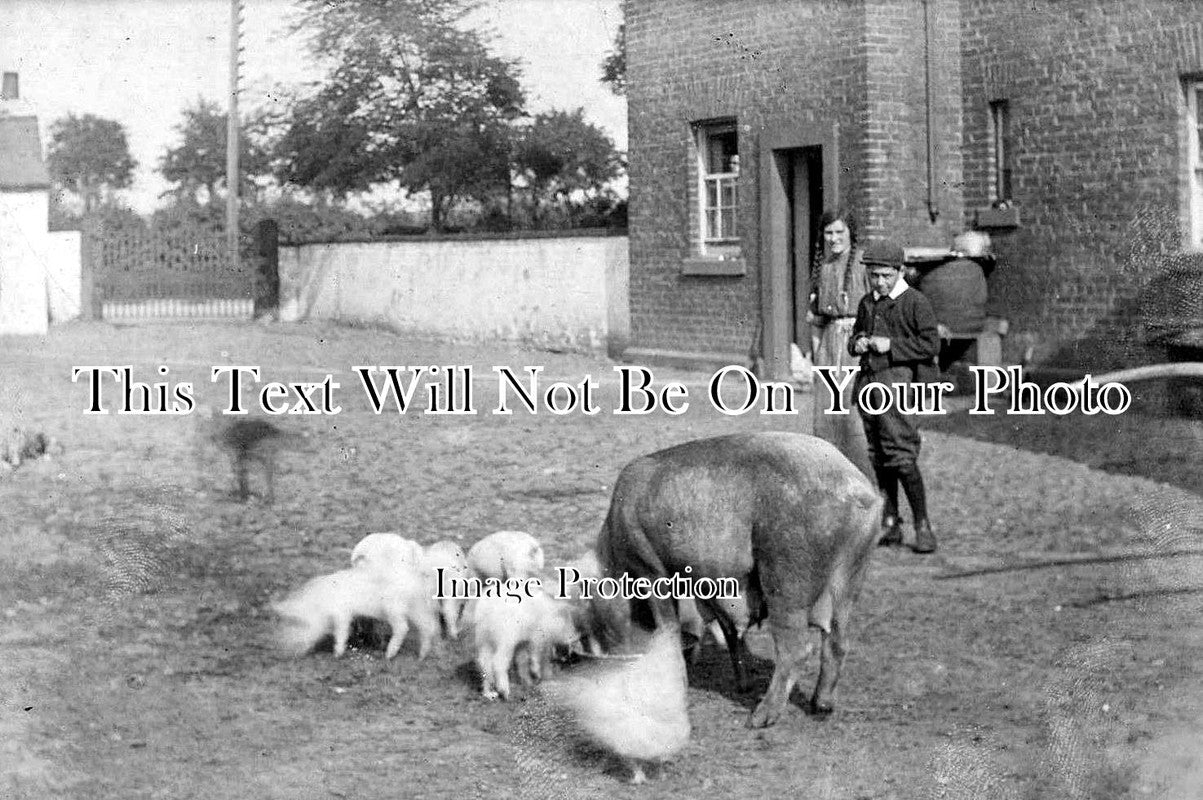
left=808, top=207, right=873, bottom=478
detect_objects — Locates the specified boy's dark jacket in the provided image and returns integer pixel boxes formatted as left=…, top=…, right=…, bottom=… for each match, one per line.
left=848, top=284, right=941, bottom=380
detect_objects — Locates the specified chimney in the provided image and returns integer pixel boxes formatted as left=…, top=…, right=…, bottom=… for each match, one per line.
left=1, top=72, right=17, bottom=100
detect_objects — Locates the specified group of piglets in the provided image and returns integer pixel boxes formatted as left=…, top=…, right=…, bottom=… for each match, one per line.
left=271, top=529, right=594, bottom=699
left=270, top=530, right=691, bottom=783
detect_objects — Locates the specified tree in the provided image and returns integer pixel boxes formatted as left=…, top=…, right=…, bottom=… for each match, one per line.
left=271, top=87, right=375, bottom=200
left=513, top=109, right=623, bottom=224
left=158, top=98, right=273, bottom=206
left=281, top=0, right=525, bottom=229
left=600, top=22, right=626, bottom=96
left=46, top=113, right=137, bottom=213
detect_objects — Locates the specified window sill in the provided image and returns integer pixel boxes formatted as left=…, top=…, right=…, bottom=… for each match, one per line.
left=681, top=256, right=747, bottom=276
left=975, top=205, right=1021, bottom=230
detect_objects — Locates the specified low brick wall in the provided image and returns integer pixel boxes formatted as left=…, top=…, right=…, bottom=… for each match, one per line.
left=278, top=231, right=630, bottom=354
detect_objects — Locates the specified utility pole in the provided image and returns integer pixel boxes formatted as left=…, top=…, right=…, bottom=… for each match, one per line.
left=226, top=0, right=244, bottom=265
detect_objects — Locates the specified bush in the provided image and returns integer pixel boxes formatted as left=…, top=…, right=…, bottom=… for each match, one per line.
left=241, top=198, right=425, bottom=243
left=149, top=200, right=223, bottom=235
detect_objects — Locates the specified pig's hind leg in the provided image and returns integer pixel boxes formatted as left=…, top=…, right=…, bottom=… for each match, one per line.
left=412, top=612, right=438, bottom=660
left=810, top=546, right=873, bottom=714
left=476, top=644, right=500, bottom=700
left=701, top=599, right=752, bottom=691
left=513, top=643, right=536, bottom=685
left=491, top=642, right=516, bottom=700
left=384, top=616, right=410, bottom=660
left=440, top=599, right=461, bottom=639
left=331, top=612, right=354, bottom=658
left=747, top=609, right=814, bottom=728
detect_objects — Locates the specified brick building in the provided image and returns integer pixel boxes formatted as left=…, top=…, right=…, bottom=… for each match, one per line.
left=623, top=0, right=1203, bottom=376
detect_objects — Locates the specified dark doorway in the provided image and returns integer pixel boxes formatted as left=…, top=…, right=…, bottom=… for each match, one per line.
left=758, top=124, right=838, bottom=380
left=786, top=147, right=823, bottom=350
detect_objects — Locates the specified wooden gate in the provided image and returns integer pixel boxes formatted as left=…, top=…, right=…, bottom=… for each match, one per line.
left=87, top=222, right=258, bottom=320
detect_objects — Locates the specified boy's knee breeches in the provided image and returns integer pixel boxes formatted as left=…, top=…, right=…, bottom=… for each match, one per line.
left=856, top=368, right=922, bottom=469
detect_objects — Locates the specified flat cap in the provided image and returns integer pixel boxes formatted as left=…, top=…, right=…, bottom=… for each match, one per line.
left=860, top=241, right=905, bottom=269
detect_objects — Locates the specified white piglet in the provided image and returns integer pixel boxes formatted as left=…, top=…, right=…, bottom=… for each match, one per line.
left=467, top=530, right=545, bottom=581
left=472, top=590, right=579, bottom=701
left=272, top=566, right=439, bottom=660
left=350, top=532, right=424, bottom=572
left=553, top=550, right=606, bottom=656
left=560, top=550, right=601, bottom=585
left=422, top=539, right=471, bottom=639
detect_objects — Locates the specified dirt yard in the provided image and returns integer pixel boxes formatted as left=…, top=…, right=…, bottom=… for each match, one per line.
left=2, top=320, right=1201, bottom=800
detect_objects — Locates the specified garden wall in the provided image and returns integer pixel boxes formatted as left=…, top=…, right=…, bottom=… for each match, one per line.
left=278, top=230, right=629, bottom=354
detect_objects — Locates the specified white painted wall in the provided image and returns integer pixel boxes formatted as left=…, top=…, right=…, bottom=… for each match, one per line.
left=279, top=234, right=629, bottom=353
left=46, top=230, right=81, bottom=322
left=0, top=190, right=49, bottom=335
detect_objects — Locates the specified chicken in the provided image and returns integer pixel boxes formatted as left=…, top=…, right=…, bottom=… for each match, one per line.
left=543, top=627, right=690, bottom=784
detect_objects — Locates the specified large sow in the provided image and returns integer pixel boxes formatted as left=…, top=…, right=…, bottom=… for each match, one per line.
left=595, top=432, right=884, bottom=727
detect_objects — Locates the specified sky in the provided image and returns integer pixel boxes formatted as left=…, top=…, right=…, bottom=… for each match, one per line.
left=0, top=0, right=627, bottom=213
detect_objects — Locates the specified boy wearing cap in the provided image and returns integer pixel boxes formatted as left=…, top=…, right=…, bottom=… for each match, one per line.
left=849, top=242, right=942, bottom=553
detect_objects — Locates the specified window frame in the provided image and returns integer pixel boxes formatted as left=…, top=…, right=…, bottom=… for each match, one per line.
left=1186, top=79, right=1203, bottom=250
left=694, top=121, right=741, bottom=255
left=988, top=99, right=1012, bottom=204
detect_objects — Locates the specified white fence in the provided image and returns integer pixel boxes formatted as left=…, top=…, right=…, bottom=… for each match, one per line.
left=279, top=232, right=629, bottom=353
left=99, top=298, right=254, bottom=320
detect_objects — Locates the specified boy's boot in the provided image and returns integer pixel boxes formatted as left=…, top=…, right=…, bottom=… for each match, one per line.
left=898, top=463, right=936, bottom=553
left=912, top=519, right=937, bottom=554
left=874, top=466, right=903, bottom=546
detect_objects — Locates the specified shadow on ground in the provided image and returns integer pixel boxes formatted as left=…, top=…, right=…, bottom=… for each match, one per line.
left=926, top=399, right=1202, bottom=497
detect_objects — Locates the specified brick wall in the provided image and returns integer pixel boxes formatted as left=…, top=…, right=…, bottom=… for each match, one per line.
left=628, top=0, right=967, bottom=366
left=960, top=0, right=1203, bottom=369
left=628, top=0, right=860, bottom=362
left=630, top=0, right=1203, bottom=370
left=860, top=0, right=964, bottom=245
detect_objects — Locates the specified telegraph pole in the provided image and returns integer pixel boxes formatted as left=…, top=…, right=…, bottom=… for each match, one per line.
left=226, top=0, right=244, bottom=265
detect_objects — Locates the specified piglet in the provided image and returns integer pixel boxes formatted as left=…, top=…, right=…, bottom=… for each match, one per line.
left=471, top=589, right=579, bottom=701
left=467, top=530, right=546, bottom=581
left=272, top=566, right=439, bottom=660
left=350, top=532, right=424, bottom=572
left=421, top=539, right=471, bottom=639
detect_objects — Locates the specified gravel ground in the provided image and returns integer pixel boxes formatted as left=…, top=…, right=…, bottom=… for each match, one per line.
left=1, top=320, right=1200, bottom=799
